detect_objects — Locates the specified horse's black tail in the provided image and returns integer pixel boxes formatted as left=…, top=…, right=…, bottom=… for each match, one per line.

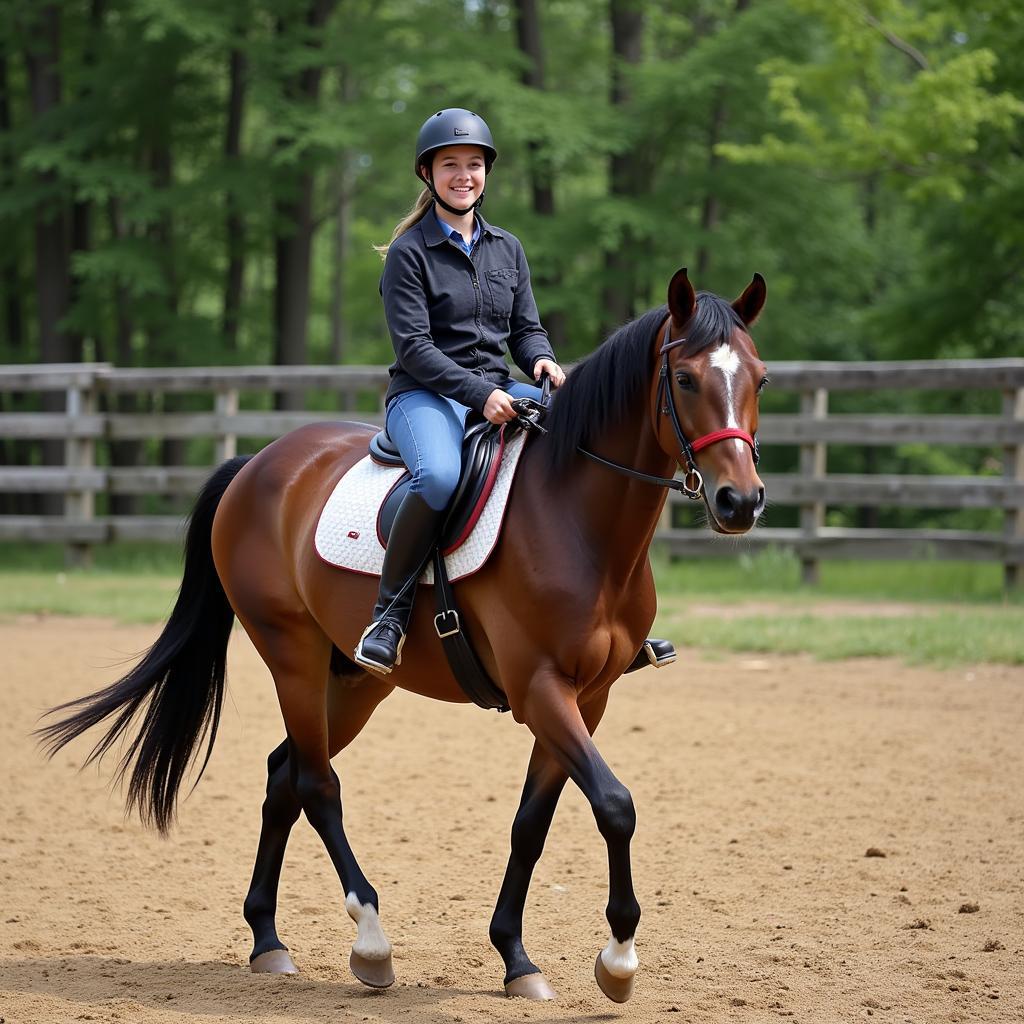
left=36, top=455, right=252, bottom=834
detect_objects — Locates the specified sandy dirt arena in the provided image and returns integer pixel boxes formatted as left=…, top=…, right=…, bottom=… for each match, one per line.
left=1, top=616, right=1022, bottom=1024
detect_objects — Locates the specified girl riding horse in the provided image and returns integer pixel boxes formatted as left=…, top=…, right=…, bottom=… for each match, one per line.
left=38, top=108, right=769, bottom=1003
left=354, top=107, right=566, bottom=673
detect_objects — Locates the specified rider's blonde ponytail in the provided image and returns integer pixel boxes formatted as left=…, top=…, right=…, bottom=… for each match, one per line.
left=374, top=188, right=433, bottom=260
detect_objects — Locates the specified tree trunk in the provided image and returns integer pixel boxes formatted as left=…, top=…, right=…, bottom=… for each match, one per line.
left=25, top=5, right=70, bottom=368
left=696, top=97, right=726, bottom=281
left=329, top=65, right=356, bottom=364
left=0, top=53, right=30, bottom=514
left=66, top=0, right=106, bottom=365
left=602, top=0, right=644, bottom=338
left=695, top=0, right=749, bottom=281
left=223, top=43, right=247, bottom=352
left=514, top=0, right=566, bottom=352
left=107, top=197, right=142, bottom=517
left=146, top=139, right=188, bottom=472
left=25, top=4, right=71, bottom=514
left=273, top=0, right=338, bottom=410
left=858, top=170, right=881, bottom=529
left=0, top=53, right=24, bottom=356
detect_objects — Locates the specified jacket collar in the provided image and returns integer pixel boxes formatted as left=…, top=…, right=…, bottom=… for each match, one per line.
left=419, top=207, right=503, bottom=248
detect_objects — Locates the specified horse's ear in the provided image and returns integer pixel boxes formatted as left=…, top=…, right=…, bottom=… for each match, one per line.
left=732, top=273, right=767, bottom=327
left=667, top=268, right=696, bottom=332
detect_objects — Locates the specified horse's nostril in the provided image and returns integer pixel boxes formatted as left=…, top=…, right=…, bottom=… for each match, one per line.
left=715, top=486, right=740, bottom=519
left=716, top=485, right=762, bottom=523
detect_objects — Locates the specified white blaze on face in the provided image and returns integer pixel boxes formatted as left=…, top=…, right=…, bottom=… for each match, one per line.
left=709, top=344, right=745, bottom=454
left=345, top=891, right=392, bottom=960
left=600, top=935, right=639, bottom=979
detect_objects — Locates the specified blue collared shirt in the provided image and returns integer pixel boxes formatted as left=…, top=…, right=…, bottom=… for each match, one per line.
left=433, top=206, right=480, bottom=256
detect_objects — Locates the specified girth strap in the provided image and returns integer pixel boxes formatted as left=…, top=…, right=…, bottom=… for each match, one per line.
left=432, top=548, right=510, bottom=713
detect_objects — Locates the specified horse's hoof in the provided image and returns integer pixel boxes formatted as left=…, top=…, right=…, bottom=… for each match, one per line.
left=350, top=949, right=395, bottom=989
left=594, top=951, right=635, bottom=1003
left=504, top=971, right=557, bottom=1000
left=250, top=948, right=299, bottom=975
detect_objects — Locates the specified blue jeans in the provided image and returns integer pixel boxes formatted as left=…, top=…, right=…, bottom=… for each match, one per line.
left=385, top=379, right=543, bottom=511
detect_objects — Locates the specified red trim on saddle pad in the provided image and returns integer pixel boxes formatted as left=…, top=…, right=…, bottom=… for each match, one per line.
left=443, top=426, right=506, bottom=555
left=372, top=427, right=508, bottom=557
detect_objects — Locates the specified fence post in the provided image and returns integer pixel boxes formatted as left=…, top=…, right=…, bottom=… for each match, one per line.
left=64, top=374, right=97, bottom=568
left=1004, top=387, right=1024, bottom=589
left=215, top=387, right=239, bottom=462
left=799, top=387, right=828, bottom=584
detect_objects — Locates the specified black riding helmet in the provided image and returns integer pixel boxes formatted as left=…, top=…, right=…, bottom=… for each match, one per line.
left=415, top=108, right=497, bottom=216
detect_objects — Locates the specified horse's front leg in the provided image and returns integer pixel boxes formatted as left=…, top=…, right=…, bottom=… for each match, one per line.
left=490, top=692, right=609, bottom=1000
left=525, top=678, right=641, bottom=1003
left=489, top=742, right=567, bottom=999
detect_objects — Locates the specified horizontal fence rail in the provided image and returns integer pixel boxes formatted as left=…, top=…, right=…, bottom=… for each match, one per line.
left=0, top=360, right=1022, bottom=584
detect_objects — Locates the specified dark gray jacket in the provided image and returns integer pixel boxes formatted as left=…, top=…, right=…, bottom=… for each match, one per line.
left=380, top=210, right=555, bottom=413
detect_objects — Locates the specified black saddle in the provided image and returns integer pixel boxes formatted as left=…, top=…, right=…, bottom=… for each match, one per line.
left=367, top=394, right=550, bottom=714
left=370, top=418, right=505, bottom=552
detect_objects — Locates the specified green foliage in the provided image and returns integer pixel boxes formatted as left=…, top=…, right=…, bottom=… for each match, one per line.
left=0, top=0, right=1021, bottom=538
left=2, top=0, right=1021, bottom=366
left=720, top=1, right=1024, bottom=201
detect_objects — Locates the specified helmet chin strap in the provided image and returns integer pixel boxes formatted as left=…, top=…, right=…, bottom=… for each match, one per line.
left=422, top=171, right=485, bottom=217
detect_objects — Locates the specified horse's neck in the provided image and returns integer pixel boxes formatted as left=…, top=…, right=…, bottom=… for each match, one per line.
left=537, top=401, right=675, bottom=585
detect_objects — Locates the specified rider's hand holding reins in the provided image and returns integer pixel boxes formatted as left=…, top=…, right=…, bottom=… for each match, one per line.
left=534, top=358, right=565, bottom=388
left=483, top=389, right=519, bottom=424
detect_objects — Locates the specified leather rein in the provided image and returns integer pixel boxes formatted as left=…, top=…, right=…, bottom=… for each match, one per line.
left=575, top=317, right=759, bottom=501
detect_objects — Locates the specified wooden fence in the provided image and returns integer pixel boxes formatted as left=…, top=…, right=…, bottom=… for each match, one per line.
left=1, top=360, right=1022, bottom=585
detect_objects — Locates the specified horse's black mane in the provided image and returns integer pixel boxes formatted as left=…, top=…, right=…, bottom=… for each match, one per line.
left=544, top=292, right=742, bottom=472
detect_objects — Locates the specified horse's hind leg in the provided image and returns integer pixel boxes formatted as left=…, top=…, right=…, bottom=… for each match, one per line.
left=241, top=614, right=396, bottom=986
left=245, top=672, right=395, bottom=974
left=245, top=738, right=301, bottom=972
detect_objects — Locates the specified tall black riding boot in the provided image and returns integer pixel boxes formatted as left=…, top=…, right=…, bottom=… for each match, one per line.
left=354, top=491, right=446, bottom=675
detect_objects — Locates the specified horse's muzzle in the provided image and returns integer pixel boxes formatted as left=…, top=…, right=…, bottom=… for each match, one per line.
left=712, top=484, right=765, bottom=533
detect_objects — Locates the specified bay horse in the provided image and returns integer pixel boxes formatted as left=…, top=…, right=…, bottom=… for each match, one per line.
left=39, top=268, right=767, bottom=1003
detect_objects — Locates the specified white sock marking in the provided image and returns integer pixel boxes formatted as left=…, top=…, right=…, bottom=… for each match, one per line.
left=345, top=891, right=392, bottom=960
left=600, top=935, right=639, bottom=979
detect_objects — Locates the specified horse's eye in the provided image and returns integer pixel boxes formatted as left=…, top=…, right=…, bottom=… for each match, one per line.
left=675, top=373, right=694, bottom=390
left=757, top=376, right=769, bottom=394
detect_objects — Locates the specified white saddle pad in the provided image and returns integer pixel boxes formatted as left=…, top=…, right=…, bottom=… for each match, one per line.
left=314, top=431, right=527, bottom=584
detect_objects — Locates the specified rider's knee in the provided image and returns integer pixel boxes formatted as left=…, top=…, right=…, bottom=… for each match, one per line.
left=413, top=458, right=460, bottom=511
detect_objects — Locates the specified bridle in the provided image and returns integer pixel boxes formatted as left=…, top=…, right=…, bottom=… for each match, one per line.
left=575, top=316, right=759, bottom=500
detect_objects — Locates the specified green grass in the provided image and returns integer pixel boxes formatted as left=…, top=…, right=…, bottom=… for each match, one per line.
left=655, top=600, right=1024, bottom=667
left=651, top=547, right=1021, bottom=604
left=0, top=544, right=1021, bottom=664
left=0, top=541, right=184, bottom=574
left=0, top=571, right=178, bottom=623
left=650, top=550, right=1024, bottom=666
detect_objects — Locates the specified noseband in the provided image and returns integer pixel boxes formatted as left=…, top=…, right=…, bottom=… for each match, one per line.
left=577, top=318, right=759, bottom=500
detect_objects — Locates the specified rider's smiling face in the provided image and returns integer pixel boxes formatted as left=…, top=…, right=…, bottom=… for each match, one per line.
left=427, top=145, right=486, bottom=211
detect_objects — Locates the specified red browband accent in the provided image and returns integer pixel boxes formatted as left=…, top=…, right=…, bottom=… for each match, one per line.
left=689, top=428, right=756, bottom=454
